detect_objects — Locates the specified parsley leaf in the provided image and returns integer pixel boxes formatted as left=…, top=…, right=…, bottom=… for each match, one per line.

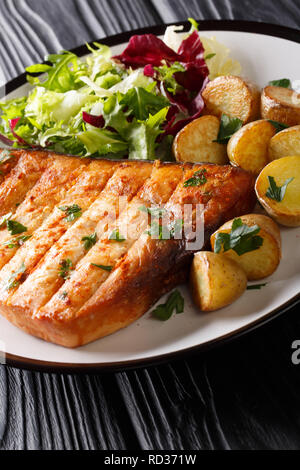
left=152, top=289, right=184, bottom=321
left=268, top=120, right=289, bottom=133
left=5, top=262, right=26, bottom=291
left=268, top=78, right=291, bottom=88
left=0, top=212, right=12, bottom=229
left=91, top=263, right=113, bottom=272
left=59, top=204, right=82, bottom=222
left=82, top=232, right=97, bottom=250
left=7, top=220, right=28, bottom=235
left=214, top=218, right=263, bottom=256
left=213, top=114, right=243, bottom=144
left=109, top=229, right=126, bottom=242
left=59, top=291, right=68, bottom=300
left=247, top=283, right=267, bottom=290
left=266, top=176, right=294, bottom=202
left=3, top=235, right=32, bottom=249
left=58, top=259, right=73, bottom=280
left=183, top=169, right=207, bottom=187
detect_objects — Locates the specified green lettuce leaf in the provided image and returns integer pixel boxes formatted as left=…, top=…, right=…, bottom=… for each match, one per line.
left=120, top=87, right=169, bottom=120
left=127, top=107, right=169, bottom=160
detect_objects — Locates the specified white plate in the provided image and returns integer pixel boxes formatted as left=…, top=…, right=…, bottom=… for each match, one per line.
left=0, top=21, right=299, bottom=371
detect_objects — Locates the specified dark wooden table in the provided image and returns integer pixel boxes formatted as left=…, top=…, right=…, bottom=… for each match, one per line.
left=0, top=0, right=300, bottom=450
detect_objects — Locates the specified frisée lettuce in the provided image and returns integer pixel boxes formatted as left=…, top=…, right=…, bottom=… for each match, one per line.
left=0, top=19, right=242, bottom=161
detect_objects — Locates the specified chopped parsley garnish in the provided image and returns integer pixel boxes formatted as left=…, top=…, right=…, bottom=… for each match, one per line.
left=266, top=176, right=294, bottom=202
left=183, top=169, right=207, bottom=187
left=82, top=232, right=97, bottom=250
left=214, top=218, right=263, bottom=256
left=59, top=204, right=82, bottom=222
left=268, top=120, right=289, bottom=133
left=139, top=206, right=166, bottom=218
left=3, top=235, right=32, bottom=249
left=7, top=220, right=28, bottom=235
left=58, top=259, right=73, bottom=280
left=268, top=78, right=291, bottom=88
left=152, top=289, right=184, bottom=321
left=91, top=263, right=113, bottom=272
left=0, top=150, right=14, bottom=165
left=5, top=263, right=26, bottom=291
left=59, top=291, right=68, bottom=300
left=0, top=212, right=12, bottom=229
left=247, top=283, right=267, bottom=290
left=109, top=229, right=126, bottom=242
left=213, top=114, right=243, bottom=144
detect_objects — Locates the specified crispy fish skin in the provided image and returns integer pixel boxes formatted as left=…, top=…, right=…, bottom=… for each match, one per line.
left=0, top=152, right=256, bottom=347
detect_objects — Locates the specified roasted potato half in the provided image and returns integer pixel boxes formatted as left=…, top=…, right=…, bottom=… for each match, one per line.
left=210, top=214, right=281, bottom=280
left=173, top=115, right=228, bottom=164
left=261, top=86, right=300, bottom=126
left=202, top=75, right=261, bottom=124
left=268, top=125, right=300, bottom=160
left=227, top=120, right=276, bottom=175
left=255, top=156, right=300, bottom=227
left=190, top=251, right=247, bottom=312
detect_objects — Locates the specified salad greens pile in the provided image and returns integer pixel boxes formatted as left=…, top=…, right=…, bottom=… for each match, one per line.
left=0, top=19, right=238, bottom=161
left=0, top=44, right=169, bottom=159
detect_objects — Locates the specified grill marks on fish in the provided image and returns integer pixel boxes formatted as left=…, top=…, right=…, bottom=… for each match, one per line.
left=10, top=162, right=152, bottom=313
left=0, top=149, right=256, bottom=347
left=39, top=164, right=184, bottom=320
left=0, top=159, right=116, bottom=303
left=0, top=155, right=88, bottom=269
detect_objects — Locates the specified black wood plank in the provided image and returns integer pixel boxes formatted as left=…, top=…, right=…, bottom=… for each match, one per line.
left=152, top=0, right=300, bottom=29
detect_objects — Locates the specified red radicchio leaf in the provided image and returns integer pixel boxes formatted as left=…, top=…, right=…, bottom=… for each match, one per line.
left=0, top=134, right=14, bottom=146
left=82, top=111, right=105, bottom=128
left=114, top=30, right=210, bottom=138
left=162, top=76, right=209, bottom=137
left=9, top=118, right=29, bottom=146
left=177, top=31, right=205, bottom=62
left=144, top=64, right=155, bottom=77
left=114, top=34, right=179, bottom=68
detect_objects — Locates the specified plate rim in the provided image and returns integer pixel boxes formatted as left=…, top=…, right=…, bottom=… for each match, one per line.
left=1, top=19, right=300, bottom=373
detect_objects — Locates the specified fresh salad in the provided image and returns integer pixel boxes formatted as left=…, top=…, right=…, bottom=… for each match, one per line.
left=0, top=19, right=241, bottom=161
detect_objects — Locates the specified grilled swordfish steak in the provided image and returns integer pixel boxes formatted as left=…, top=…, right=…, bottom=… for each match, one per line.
left=0, top=149, right=255, bottom=347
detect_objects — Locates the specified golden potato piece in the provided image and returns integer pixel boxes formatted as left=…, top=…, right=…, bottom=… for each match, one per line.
left=190, top=251, right=247, bottom=312
left=268, top=125, right=300, bottom=160
left=227, top=120, right=277, bottom=175
left=210, top=214, right=281, bottom=280
left=173, top=115, right=228, bottom=164
left=261, top=86, right=300, bottom=127
left=202, top=75, right=261, bottom=124
left=255, top=156, right=300, bottom=227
